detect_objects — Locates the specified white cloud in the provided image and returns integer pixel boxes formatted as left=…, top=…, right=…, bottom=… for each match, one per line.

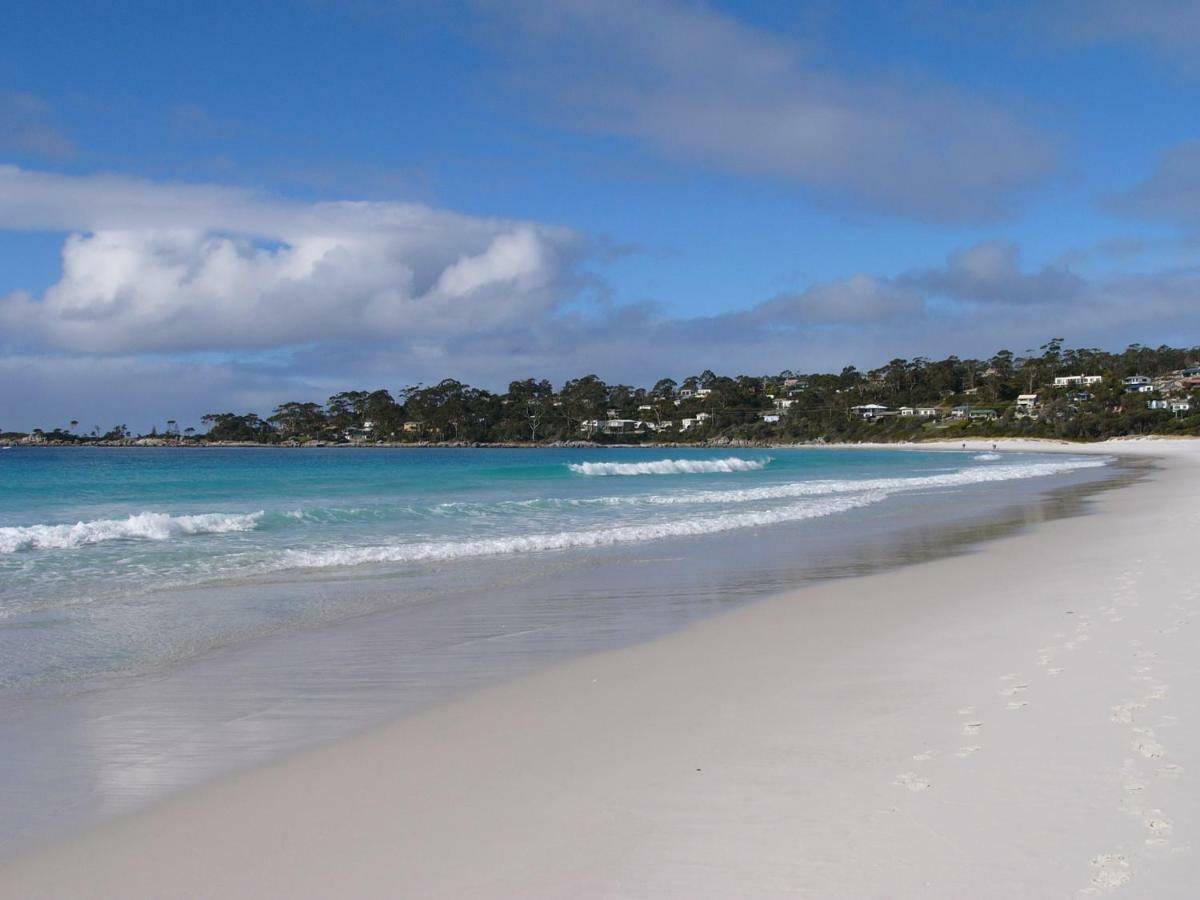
left=474, top=0, right=1058, bottom=221
left=0, top=166, right=582, bottom=354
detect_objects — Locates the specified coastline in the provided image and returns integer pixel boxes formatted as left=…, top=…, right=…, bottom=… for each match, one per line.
left=3, top=439, right=1198, bottom=897
left=4, top=435, right=1194, bottom=450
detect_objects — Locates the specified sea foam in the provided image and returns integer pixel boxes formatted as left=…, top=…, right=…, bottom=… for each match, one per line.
left=637, top=458, right=1107, bottom=506
left=0, top=511, right=264, bottom=553
left=569, top=457, right=768, bottom=476
left=279, top=492, right=884, bottom=570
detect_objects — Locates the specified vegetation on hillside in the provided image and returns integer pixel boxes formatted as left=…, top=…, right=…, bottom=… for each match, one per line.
left=7, top=341, right=1200, bottom=445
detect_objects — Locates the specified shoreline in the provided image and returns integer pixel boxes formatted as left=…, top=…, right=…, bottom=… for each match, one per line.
left=4, top=435, right=1195, bottom=450
left=3, top=440, right=1198, bottom=897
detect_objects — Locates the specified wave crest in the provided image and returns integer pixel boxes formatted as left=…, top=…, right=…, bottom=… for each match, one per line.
left=569, top=457, right=768, bottom=476
left=0, top=511, right=264, bottom=553
left=278, top=492, right=881, bottom=570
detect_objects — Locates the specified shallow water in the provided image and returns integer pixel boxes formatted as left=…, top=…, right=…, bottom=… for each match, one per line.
left=0, top=446, right=1121, bottom=852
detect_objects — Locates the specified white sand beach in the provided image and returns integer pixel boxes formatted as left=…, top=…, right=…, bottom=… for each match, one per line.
left=3, top=438, right=1198, bottom=898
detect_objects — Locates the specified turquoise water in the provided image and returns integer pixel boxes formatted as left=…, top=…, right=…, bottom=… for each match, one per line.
left=0, top=446, right=1106, bottom=691
left=0, top=445, right=1118, bottom=851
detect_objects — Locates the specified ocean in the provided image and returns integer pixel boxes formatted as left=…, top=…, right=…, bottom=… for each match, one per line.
left=0, top=445, right=1116, bottom=849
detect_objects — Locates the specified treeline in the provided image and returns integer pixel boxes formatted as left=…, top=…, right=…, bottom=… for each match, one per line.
left=10, top=341, right=1200, bottom=445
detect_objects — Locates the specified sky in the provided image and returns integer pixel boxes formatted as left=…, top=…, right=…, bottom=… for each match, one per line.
left=1, top=0, right=1199, bottom=432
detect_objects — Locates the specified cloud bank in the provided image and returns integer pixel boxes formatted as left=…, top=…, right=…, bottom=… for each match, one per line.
left=472, top=0, right=1058, bottom=222
left=0, top=165, right=1197, bottom=431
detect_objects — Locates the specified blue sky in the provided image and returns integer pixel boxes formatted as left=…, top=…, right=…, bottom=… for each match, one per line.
left=1, top=0, right=1199, bottom=430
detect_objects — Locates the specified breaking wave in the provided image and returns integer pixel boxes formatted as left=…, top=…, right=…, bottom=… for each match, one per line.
left=569, top=457, right=768, bottom=476
left=0, top=511, right=264, bottom=554
left=278, top=492, right=883, bottom=570
left=636, top=458, right=1107, bottom=506
left=973, top=452, right=1002, bottom=461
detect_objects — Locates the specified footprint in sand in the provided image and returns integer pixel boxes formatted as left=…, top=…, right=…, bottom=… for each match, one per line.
left=1157, top=764, right=1183, bottom=780
left=1006, top=700, right=1029, bottom=710
left=961, top=721, right=983, bottom=736
left=1112, top=702, right=1144, bottom=724
left=956, top=706, right=976, bottom=716
left=954, top=745, right=982, bottom=758
left=911, top=751, right=937, bottom=761
left=1048, top=667, right=1065, bottom=676
left=894, top=772, right=931, bottom=792
left=1135, top=738, right=1165, bottom=759
left=999, top=683, right=1029, bottom=697
left=1144, top=813, right=1173, bottom=842
left=1089, top=853, right=1132, bottom=890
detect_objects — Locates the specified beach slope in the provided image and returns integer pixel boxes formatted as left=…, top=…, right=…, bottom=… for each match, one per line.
left=3, top=440, right=1199, bottom=898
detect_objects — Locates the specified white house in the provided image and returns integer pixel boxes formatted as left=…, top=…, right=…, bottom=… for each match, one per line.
left=1123, top=375, right=1152, bottom=386
left=898, top=406, right=916, bottom=416
left=1054, top=375, right=1103, bottom=387
left=1015, top=394, right=1039, bottom=418
left=760, top=413, right=780, bottom=424
left=1147, top=399, right=1169, bottom=410
left=951, top=405, right=970, bottom=419
left=775, top=398, right=796, bottom=411
left=1171, top=400, right=1192, bottom=413
left=969, top=408, right=998, bottom=420
left=851, top=404, right=889, bottom=419
left=1126, top=384, right=1155, bottom=394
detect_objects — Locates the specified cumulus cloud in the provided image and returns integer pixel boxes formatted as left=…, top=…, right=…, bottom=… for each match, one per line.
left=900, top=241, right=1085, bottom=305
left=1, top=165, right=1198, bottom=430
left=473, top=0, right=1057, bottom=221
left=0, top=166, right=582, bottom=354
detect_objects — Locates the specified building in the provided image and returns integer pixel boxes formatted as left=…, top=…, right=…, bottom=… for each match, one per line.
left=760, top=413, right=780, bottom=424
left=950, top=405, right=970, bottom=419
left=969, top=408, right=998, bottom=420
left=1171, top=400, right=1192, bottom=414
left=1123, top=375, right=1152, bottom=387
left=1015, top=394, right=1039, bottom=418
left=1053, top=375, right=1104, bottom=387
left=850, top=404, right=890, bottom=419
left=1126, top=384, right=1155, bottom=394
left=1148, top=399, right=1169, bottom=410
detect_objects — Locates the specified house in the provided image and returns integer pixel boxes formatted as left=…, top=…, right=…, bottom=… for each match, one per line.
left=1123, top=375, right=1152, bottom=386
left=898, top=406, right=917, bottom=416
left=775, top=398, right=796, bottom=411
left=951, top=405, right=971, bottom=419
left=1171, top=400, right=1192, bottom=414
left=1182, top=367, right=1200, bottom=378
left=1148, top=399, right=1170, bottom=410
left=1126, top=384, right=1155, bottom=394
left=969, top=408, right=998, bottom=420
left=760, top=413, right=780, bottom=424
left=402, top=421, right=424, bottom=433
left=917, top=406, right=941, bottom=418
left=694, top=388, right=713, bottom=400
left=677, top=389, right=694, bottom=400
left=1053, top=375, right=1103, bottom=387
left=637, top=404, right=654, bottom=413
left=1015, top=394, right=1039, bottom=418
left=851, top=404, right=890, bottom=419
left=1070, top=392, right=1093, bottom=402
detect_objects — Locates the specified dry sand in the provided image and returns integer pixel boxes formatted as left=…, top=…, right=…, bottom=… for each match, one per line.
left=3, top=438, right=1198, bottom=898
